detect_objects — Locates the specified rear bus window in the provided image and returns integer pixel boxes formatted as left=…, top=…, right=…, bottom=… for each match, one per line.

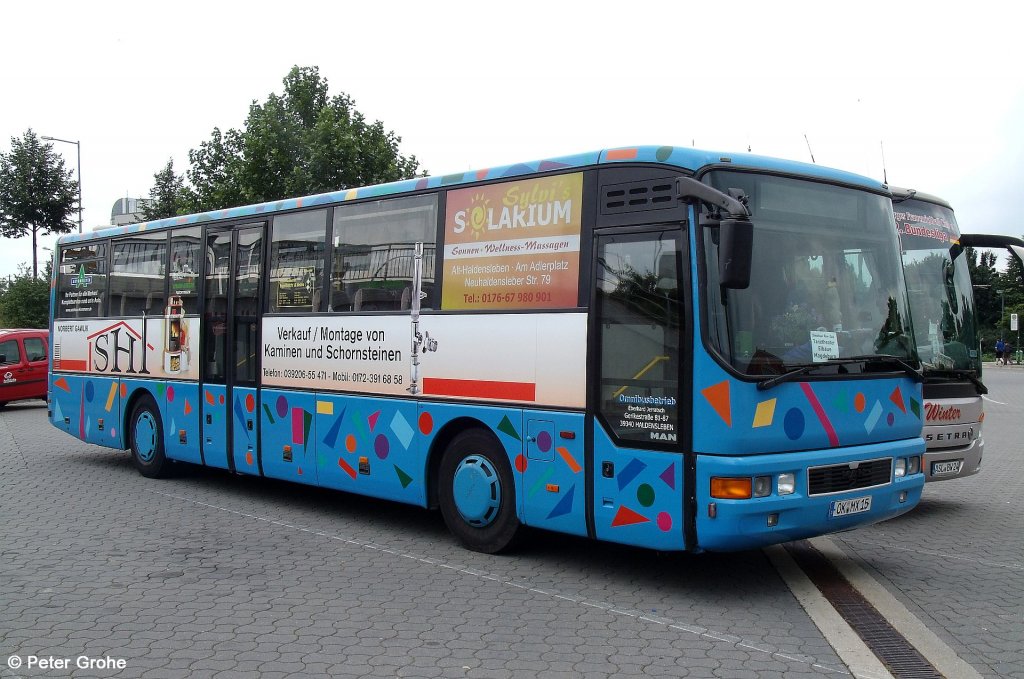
left=58, top=243, right=108, bottom=318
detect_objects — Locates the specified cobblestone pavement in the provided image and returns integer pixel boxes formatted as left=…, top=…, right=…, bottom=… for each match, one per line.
left=832, top=366, right=1024, bottom=678
left=2, top=401, right=849, bottom=678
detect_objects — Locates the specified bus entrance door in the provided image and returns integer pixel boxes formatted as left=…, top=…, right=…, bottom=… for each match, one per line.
left=200, top=224, right=265, bottom=474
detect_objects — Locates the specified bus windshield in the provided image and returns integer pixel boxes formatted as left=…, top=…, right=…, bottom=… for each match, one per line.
left=895, top=198, right=979, bottom=372
left=702, top=171, right=917, bottom=375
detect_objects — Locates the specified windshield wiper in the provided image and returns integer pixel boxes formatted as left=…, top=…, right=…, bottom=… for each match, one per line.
left=844, top=354, right=923, bottom=383
left=922, top=367, right=987, bottom=394
left=757, top=359, right=853, bottom=391
left=757, top=355, right=922, bottom=391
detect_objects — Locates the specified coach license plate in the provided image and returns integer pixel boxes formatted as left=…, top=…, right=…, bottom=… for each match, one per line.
left=829, top=495, right=872, bottom=518
left=932, top=460, right=963, bottom=476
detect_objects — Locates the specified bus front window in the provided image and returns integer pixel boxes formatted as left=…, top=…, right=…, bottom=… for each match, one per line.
left=702, top=171, right=918, bottom=375
left=895, top=198, right=979, bottom=373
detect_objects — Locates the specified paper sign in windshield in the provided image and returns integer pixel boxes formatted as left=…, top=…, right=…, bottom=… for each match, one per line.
left=810, top=331, right=839, bottom=362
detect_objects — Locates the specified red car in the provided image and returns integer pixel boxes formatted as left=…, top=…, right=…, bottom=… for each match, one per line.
left=0, top=329, right=49, bottom=409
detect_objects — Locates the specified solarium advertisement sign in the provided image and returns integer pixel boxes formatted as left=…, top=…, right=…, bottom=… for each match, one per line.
left=441, top=173, right=583, bottom=310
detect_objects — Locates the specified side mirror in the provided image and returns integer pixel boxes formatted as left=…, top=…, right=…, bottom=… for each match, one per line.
left=718, top=218, right=753, bottom=289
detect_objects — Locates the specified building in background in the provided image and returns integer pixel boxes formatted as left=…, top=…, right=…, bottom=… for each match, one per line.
left=110, top=198, right=150, bottom=226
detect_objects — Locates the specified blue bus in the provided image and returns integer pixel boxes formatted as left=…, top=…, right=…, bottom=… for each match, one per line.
left=49, top=146, right=925, bottom=553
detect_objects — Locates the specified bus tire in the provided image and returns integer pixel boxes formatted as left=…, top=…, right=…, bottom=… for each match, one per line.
left=438, top=429, right=520, bottom=554
left=129, top=395, right=170, bottom=479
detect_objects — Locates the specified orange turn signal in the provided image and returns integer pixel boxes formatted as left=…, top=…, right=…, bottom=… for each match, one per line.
left=710, top=477, right=752, bottom=499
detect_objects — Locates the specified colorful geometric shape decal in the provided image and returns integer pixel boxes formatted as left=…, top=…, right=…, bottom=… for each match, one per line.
left=105, top=382, right=118, bottom=412
left=316, top=400, right=333, bottom=415
left=752, top=398, right=776, bottom=428
left=800, top=383, right=839, bottom=447
left=390, top=411, right=414, bottom=450
left=291, top=407, right=312, bottom=448
left=701, top=380, right=732, bottom=427
left=368, top=410, right=381, bottom=432
left=854, top=392, right=866, bottom=413
left=657, top=512, right=672, bottom=531
left=54, top=377, right=70, bottom=392
left=322, top=408, right=346, bottom=449
left=887, top=412, right=895, bottom=426
left=245, top=393, right=255, bottom=412
left=374, top=434, right=390, bottom=460
left=497, top=415, right=521, bottom=441
left=338, top=457, right=357, bottom=479
left=233, top=396, right=248, bottom=441
left=164, top=385, right=172, bottom=401
left=84, top=381, right=94, bottom=402
left=515, top=454, right=527, bottom=472
left=536, top=431, right=552, bottom=454
left=206, top=390, right=216, bottom=406
left=529, top=467, right=555, bottom=497
left=418, top=411, right=433, bottom=435
left=832, top=389, right=849, bottom=414
left=617, top=458, right=647, bottom=491
left=611, top=505, right=649, bottom=527
left=276, top=395, right=288, bottom=418
left=784, top=408, right=805, bottom=440
left=636, top=483, right=655, bottom=507
left=910, top=398, right=921, bottom=419
left=546, top=484, right=575, bottom=520
left=889, top=386, right=906, bottom=414
left=262, top=403, right=275, bottom=424
left=394, top=465, right=413, bottom=489
left=659, top=462, right=676, bottom=490
left=556, top=447, right=581, bottom=474
left=865, top=401, right=883, bottom=434
left=184, top=399, right=192, bottom=415
left=351, top=410, right=369, bottom=438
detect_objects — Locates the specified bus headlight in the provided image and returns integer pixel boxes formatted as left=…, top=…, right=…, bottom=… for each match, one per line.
left=908, top=456, right=921, bottom=475
left=895, top=458, right=907, bottom=478
left=753, top=476, right=772, bottom=498
left=777, top=473, right=795, bottom=495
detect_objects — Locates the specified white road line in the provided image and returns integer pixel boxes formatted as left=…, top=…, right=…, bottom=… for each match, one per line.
left=810, top=536, right=984, bottom=679
left=764, top=544, right=894, bottom=679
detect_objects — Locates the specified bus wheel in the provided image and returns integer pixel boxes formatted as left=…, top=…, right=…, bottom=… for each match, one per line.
left=438, top=429, right=520, bottom=554
left=129, top=396, right=170, bottom=479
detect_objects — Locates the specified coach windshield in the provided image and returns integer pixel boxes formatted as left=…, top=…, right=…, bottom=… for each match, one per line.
left=702, top=171, right=918, bottom=377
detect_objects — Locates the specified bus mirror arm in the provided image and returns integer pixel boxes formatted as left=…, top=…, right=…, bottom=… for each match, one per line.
left=958, top=234, right=1024, bottom=271
left=676, top=178, right=754, bottom=289
left=676, top=177, right=751, bottom=219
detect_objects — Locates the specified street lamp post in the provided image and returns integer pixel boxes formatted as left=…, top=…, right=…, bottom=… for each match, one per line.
left=41, top=135, right=82, bottom=234
left=997, top=289, right=1005, bottom=336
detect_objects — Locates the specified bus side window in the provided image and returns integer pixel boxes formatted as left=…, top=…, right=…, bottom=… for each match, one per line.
left=330, top=195, right=437, bottom=313
left=169, top=227, right=202, bottom=315
left=111, top=233, right=167, bottom=317
left=268, top=209, right=327, bottom=314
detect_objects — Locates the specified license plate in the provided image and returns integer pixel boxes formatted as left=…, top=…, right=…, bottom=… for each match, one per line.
left=932, top=460, right=963, bottom=476
left=829, top=495, right=872, bottom=518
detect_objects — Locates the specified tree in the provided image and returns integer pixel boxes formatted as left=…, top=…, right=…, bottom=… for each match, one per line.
left=142, top=158, right=195, bottom=221
left=0, top=129, right=79, bottom=278
left=171, top=66, right=421, bottom=213
left=0, top=264, right=51, bottom=328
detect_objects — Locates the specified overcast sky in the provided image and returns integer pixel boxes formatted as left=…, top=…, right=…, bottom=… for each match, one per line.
left=2, top=0, right=1022, bottom=279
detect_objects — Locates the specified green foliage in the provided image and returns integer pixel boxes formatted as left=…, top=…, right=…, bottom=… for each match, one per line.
left=0, top=129, right=79, bottom=278
left=142, top=158, right=195, bottom=221
left=160, top=66, right=421, bottom=215
left=0, top=265, right=51, bottom=328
